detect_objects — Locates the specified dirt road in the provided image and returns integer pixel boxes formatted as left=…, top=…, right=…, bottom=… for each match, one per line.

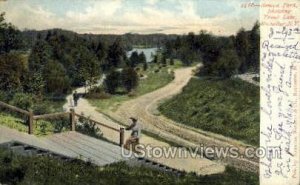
left=108, top=65, right=259, bottom=172
left=63, top=72, right=225, bottom=175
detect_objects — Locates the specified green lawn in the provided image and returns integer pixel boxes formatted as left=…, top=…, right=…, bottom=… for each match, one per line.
left=89, top=63, right=174, bottom=112
left=159, top=77, right=260, bottom=146
left=0, top=112, right=69, bottom=136
left=0, top=148, right=258, bottom=185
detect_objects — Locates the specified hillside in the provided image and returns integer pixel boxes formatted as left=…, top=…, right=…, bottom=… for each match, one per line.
left=159, top=77, right=260, bottom=146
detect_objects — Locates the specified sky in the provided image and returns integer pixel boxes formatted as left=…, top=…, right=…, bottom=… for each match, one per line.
left=0, top=0, right=259, bottom=35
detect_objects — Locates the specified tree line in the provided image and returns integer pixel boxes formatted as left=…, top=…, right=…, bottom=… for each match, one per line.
left=163, top=22, right=260, bottom=78
left=0, top=13, right=146, bottom=103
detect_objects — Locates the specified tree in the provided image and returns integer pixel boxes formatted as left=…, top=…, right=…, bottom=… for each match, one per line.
left=235, top=28, right=250, bottom=73
left=161, top=54, right=167, bottom=65
left=0, top=53, right=26, bottom=92
left=213, top=50, right=240, bottom=78
left=152, top=54, right=158, bottom=63
left=248, top=21, right=260, bottom=72
left=143, top=62, right=148, bottom=71
left=169, top=58, right=174, bottom=65
left=25, top=72, right=45, bottom=96
left=28, top=39, right=52, bottom=72
left=0, top=12, right=23, bottom=54
left=122, top=68, right=138, bottom=92
left=129, top=51, right=139, bottom=67
left=104, top=70, right=120, bottom=94
left=76, top=48, right=101, bottom=90
left=43, top=60, right=70, bottom=94
left=138, top=52, right=146, bottom=63
left=107, top=39, right=126, bottom=68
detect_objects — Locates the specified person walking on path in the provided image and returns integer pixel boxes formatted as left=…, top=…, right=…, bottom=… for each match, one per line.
left=124, top=117, right=141, bottom=151
left=73, top=91, right=79, bottom=107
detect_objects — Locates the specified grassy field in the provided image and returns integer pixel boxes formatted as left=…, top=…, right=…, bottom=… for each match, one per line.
left=89, top=63, right=174, bottom=112
left=0, top=148, right=258, bottom=185
left=0, top=112, right=69, bottom=136
left=159, top=77, right=260, bottom=146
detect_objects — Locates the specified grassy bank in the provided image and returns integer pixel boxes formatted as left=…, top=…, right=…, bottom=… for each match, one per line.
left=89, top=63, right=174, bottom=112
left=0, top=112, right=69, bottom=136
left=0, top=148, right=258, bottom=185
left=159, top=77, right=259, bottom=146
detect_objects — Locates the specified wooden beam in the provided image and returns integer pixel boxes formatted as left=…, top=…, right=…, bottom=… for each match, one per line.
left=74, top=113, right=119, bottom=132
left=33, top=112, right=69, bottom=120
left=0, top=101, right=30, bottom=115
left=119, top=128, right=125, bottom=147
left=70, top=109, right=75, bottom=131
left=28, top=110, right=34, bottom=134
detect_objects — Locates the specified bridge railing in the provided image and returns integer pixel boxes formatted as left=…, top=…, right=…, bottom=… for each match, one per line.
left=0, top=101, right=124, bottom=146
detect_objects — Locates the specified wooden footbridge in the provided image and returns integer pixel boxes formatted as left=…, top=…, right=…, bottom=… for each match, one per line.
left=0, top=101, right=185, bottom=175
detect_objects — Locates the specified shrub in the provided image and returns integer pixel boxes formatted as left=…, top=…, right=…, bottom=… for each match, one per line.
left=104, top=70, right=121, bottom=94
left=143, top=62, right=148, bottom=71
left=121, top=67, right=138, bottom=92
left=76, top=114, right=103, bottom=139
left=32, top=102, right=54, bottom=115
left=0, top=148, right=259, bottom=185
left=169, top=58, right=174, bottom=65
left=10, top=93, right=33, bottom=111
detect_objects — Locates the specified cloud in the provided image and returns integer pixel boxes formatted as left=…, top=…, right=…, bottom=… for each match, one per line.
left=0, top=0, right=258, bottom=35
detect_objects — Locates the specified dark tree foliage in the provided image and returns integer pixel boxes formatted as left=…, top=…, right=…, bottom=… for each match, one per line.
left=163, top=22, right=260, bottom=77
left=169, top=58, right=174, bottom=65
left=0, top=53, right=27, bottom=92
left=28, top=29, right=102, bottom=94
left=152, top=54, right=158, bottom=63
left=43, top=60, right=70, bottom=94
left=28, top=39, right=52, bottom=72
left=212, top=50, right=241, bottom=78
left=104, top=70, right=121, bottom=94
left=248, top=21, right=260, bottom=72
left=122, top=67, right=138, bottom=92
left=129, top=51, right=139, bottom=67
left=106, top=39, right=127, bottom=68
left=0, top=13, right=24, bottom=54
left=235, top=28, right=250, bottom=73
left=138, top=52, right=146, bottom=63
left=143, top=62, right=148, bottom=71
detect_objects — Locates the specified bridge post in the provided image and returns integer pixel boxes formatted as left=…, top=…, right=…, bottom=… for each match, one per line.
left=70, top=108, right=75, bottom=131
left=28, top=110, right=34, bottom=135
left=119, top=128, right=125, bottom=147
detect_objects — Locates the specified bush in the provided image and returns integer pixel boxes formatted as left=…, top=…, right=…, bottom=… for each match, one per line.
left=143, top=62, right=148, bottom=71
left=169, top=58, right=174, bottom=65
left=0, top=90, right=10, bottom=102
left=212, top=50, right=241, bottom=78
left=104, top=70, right=121, bottom=94
left=121, top=67, right=138, bottom=92
left=32, top=103, right=54, bottom=115
left=76, top=114, right=103, bottom=139
left=0, top=148, right=259, bottom=185
left=85, top=92, right=111, bottom=99
left=9, top=93, right=33, bottom=111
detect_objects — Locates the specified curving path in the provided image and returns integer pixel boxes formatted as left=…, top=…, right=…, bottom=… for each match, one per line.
left=64, top=64, right=259, bottom=173
left=109, top=64, right=259, bottom=172
left=63, top=70, right=225, bottom=175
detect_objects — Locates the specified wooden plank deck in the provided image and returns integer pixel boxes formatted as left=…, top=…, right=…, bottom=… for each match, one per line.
left=0, top=126, right=131, bottom=166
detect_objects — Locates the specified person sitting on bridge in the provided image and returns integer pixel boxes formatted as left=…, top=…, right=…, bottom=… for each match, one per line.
left=124, top=117, right=141, bottom=151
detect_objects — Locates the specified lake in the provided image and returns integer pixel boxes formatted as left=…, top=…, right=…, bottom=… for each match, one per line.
left=127, top=48, right=158, bottom=63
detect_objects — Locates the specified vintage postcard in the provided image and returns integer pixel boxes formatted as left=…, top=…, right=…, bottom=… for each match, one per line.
left=0, top=0, right=299, bottom=184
